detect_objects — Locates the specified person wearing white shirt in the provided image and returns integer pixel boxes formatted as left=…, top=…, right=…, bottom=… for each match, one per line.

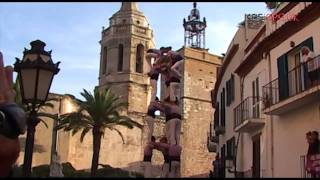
left=301, top=46, right=319, bottom=87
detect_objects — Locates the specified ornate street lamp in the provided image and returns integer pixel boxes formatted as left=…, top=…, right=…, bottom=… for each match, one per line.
left=14, top=40, right=60, bottom=177
left=14, top=40, right=60, bottom=106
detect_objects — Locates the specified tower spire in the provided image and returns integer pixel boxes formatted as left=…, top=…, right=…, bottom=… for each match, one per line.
left=120, top=2, right=138, bottom=11
left=183, top=2, right=207, bottom=49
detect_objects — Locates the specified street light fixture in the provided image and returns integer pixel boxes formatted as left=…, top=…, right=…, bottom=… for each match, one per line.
left=14, top=40, right=60, bottom=106
left=14, top=39, right=60, bottom=177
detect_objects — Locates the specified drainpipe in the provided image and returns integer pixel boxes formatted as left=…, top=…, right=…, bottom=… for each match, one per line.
left=266, top=52, right=274, bottom=177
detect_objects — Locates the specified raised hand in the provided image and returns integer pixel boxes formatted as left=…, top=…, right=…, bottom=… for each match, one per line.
left=0, top=51, right=20, bottom=177
left=0, top=51, right=15, bottom=105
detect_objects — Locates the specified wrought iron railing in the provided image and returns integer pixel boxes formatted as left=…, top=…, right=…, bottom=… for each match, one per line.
left=233, top=96, right=264, bottom=130
left=263, top=55, right=320, bottom=109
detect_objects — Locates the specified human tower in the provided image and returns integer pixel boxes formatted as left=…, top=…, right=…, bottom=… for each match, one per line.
left=142, top=47, right=184, bottom=178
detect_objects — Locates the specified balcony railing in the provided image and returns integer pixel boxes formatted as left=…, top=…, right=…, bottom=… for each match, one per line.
left=263, top=55, right=320, bottom=109
left=207, top=132, right=218, bottom=152
left=234, top=96, right=265, bottom=132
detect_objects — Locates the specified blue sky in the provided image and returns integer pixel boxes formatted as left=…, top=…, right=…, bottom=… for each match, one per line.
left=0, top=2, right=270, bottom=99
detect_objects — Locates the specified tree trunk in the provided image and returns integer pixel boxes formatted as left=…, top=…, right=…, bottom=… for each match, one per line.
left=22, top=112, right=38, bottom=177
left=91, top=129, right=102, bottom=177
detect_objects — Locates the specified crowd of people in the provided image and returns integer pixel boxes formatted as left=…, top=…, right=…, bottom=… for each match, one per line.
left=305, top=130, right=320, bottom=177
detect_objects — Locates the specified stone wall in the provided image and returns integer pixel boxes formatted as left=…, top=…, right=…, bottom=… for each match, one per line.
left=178, top=47, right=221, bottom=177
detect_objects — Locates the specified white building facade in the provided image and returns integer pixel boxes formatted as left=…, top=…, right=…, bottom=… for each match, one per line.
left=209, top=2, right=320, bottom=178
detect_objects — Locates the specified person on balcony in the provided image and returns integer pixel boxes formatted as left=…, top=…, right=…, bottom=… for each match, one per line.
left=301, top=46, right=317, bottom=88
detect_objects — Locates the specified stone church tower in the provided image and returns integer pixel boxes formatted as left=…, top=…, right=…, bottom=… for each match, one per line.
left=98, top=2, right=155, bottom=113
left=96, top=2, right=156, bottom=173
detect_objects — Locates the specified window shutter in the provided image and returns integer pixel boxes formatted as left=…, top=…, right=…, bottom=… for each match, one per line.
left=256, top=77, right=259, bottom=99
left=299, top=37, right=314, bottom=51
left=214, top=102, right=219, bottom=129
left=231, top=74, right=235, bottom=102
left=221, top=88, right=226, bottom=127
left=226, top=80, right=230, bottom=106
left=277, top=54, right=289, bottom=100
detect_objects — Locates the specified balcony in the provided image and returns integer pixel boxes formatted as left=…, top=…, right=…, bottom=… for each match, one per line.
left=213, top=107, right=225, bottom=135
left=215, top=126, right=225, bottom=135
left=234, top=97, right=265, bottom=133
left=263, top=56, right=320, bottom=115
left=207, top=134, right=218, bottom=153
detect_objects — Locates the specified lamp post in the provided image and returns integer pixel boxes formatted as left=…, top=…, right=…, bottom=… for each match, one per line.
left=14, top=40, right=60, bottom=177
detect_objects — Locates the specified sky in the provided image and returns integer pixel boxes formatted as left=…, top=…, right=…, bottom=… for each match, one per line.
left=0, top=2, right=271, bottom=99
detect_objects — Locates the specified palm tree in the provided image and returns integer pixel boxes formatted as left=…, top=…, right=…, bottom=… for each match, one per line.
left=56, top=87, right=143, bottom=176
left=14, top=75, right=59, bottom=176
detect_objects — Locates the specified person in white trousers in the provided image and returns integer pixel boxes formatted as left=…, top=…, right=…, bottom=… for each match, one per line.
left=162, top=98, right=181, bottom=145
left=168, top=144, right=182, bottom=178
left=146, top=98, right=163, bottom=143
left=143, top=136, right=156, bottom=178
left=152, top=137, right=170, bottom=178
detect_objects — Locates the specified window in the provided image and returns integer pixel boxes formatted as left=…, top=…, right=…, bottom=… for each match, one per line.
left=214, top=102, right=220, bottom=129
left=226, top=80, right=231, bottom=106
left=252, top=77, right=260, bottom=118
left=226, top=137, right=236, bottom=160
left=101, top=46, right=107, bottom=74
left=226, top=74, right=235, bottom=106
left=221, top=88, right=226, bottom=127
left=277, top=37, right=314, bottom=100
left=136, top=44, right=144, bottom=73
left=231, top=74, right=235, bottom=102
left=118, top=44, right=124, bottom=72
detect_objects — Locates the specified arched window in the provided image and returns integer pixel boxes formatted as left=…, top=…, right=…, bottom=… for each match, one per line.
left=136, top=44, right=144, bottom=73
left=102, top=46, right=107, bottom=74
left=118, top=44, right=124, bottom=72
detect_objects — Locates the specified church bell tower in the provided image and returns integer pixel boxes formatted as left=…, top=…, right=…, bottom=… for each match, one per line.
left=98, top=2, right=155, bottom=114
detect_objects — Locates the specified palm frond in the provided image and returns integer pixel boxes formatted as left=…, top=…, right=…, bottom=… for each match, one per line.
left=37, top=112, right=58, bottom=120
left=109, top=127, right=125, bottom=144
left=80, top=127, right=91, bottom=143
left=38, top=118, right=48, bottom=129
